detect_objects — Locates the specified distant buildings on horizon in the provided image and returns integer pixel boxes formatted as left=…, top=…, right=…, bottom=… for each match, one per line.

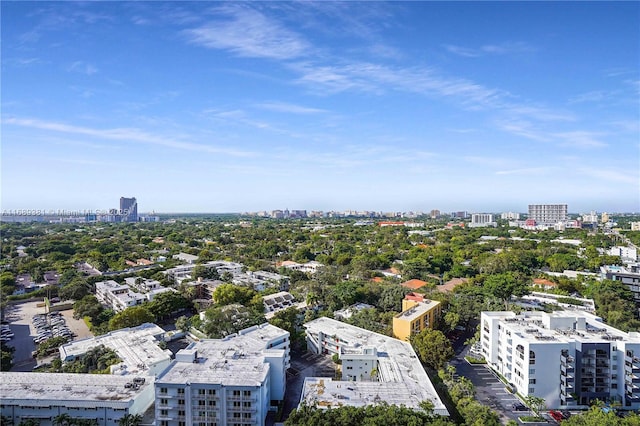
left=2, top=199, right=635, bottom=225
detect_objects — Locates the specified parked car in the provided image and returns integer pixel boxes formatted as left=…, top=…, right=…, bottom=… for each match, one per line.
left=549, top=410, right=564, bottom=422
left=512, top=402, right=528, bottom=411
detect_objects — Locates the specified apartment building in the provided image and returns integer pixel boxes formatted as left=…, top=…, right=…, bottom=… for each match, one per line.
left=528, top=204, right=568, bottom=225
left=480, top=310, right=640, bottom=410
left=95, top=280, right=146, bottom=312
left=392, top=293, right=441, bottom=341
left=469, top=213, right=496, bottom=228
left=59, top=323, right=171, bottom=377
left=303, top=317, right=448, bottom=415
left=0, top=373, right=153, bottom=426
left=154, top=323, right=290, bottom=426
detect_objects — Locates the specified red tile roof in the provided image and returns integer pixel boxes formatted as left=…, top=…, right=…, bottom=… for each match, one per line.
left=401, top=279, right=428, bottom=290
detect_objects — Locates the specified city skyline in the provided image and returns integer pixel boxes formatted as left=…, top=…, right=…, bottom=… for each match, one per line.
left=2, top=2, right=639, bottom=213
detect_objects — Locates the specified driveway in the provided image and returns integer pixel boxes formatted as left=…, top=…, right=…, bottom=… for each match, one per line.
left=450, top=346, right=529, bottom=424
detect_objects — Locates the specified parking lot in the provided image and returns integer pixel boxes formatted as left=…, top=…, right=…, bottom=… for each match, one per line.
left=3, top=300, right=93, bottom=371
left=451, top=347, right=533, bottom=424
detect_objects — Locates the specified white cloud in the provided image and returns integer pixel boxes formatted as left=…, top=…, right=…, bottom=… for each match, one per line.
left=256, top=101, right=327, bottom=115
left=553, top=131, right=607, bottom=148
left=3, top=117, right=256, bottom=157
left=68, top=61, right=98, bottom=75
left=445, top=42, right=534, bottom=57
left=183, top=5, right=309, bottom=60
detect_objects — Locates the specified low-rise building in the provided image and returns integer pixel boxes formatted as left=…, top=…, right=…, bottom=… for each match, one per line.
left=333, top=303, right=375, bottom=321
left=95, top=280, right=146, bottom=312
left=172, top=252, right=199, bottom=264
left=481, top=310, right=640, bottom=410
left=59, top=323, right=171, bottom=377
left=263, top=291, right=307, bottom=319
left=0, top=372, right=154, bottom=426
left=302, top=317, right=448, bottom=415
left=154, top=323, right=290, bottom=426
left=392, top=293, right=441, bottom=342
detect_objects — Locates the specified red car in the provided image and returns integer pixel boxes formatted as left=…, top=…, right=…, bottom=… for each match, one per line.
left=549, top=410, right=564, bottom=423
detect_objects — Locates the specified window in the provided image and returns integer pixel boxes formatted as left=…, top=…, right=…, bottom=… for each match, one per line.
left=233, top=390, right=240, bottom=396
left=208, top=389, right=216, bottom=395
left=243, top=413, right=252, bottom=419
left=198, top=389, right=206, bottom=395
left=208, top=401, right=216, bottom=407
left=529, top=369, right=535, bottom=375
left=160, top=422, right=168, bottom=426
left=233, top=401, right=241, bottom=407
left=178, top=422, right=186, bottom=426
left=198, top=400, right=206, bottom=406
left=178, top=410, right=185, bottom=416
left=160, top=399, right=168, bottom=405
left=160, top=410, right=168, bottom=416
left=160, top=387, right=168, bottom=394
left=242, top=402, right=251, bottom=408
left=178, top=389, right=185, bottom=394
left=178, top=399, right=185, bottom=406
left=243, top=390, right=251, bottom=396
left=529, top=379, right=536, bottom=384
left=233, top=413, right=241, bottom=418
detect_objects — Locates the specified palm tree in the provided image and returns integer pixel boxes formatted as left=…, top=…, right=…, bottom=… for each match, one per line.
left=53, top=413, right=72, bottom=426
left=118, top=414, right=143, bottom=426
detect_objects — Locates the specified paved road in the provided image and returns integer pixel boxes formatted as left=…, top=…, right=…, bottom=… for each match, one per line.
left=450, top=331, right=536, bottom=425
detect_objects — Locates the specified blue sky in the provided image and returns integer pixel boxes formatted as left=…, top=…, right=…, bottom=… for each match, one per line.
left=2, top=1, right=639, bottom=214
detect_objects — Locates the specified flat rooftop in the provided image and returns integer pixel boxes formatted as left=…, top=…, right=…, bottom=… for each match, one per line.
left=155, top=324, right=288, bottom=386
left=303, top=317, right=447, bottom=415
left=0, top=372, right=150, bottom=405
left=483, top=310, right=640, bottom=344
left=395, top=300, right=440, bottom=322
left=59, top=323, right=170, bottom=375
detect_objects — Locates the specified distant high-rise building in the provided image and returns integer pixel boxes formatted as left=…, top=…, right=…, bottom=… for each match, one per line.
left=528, top=204, right=567, bottom=224
left=501, top=211, right=520, bottom=220
left=120, top=197, right=138, bottom=222
left=601, top=212, right=610, bottom=223
left=430, top=209, right=441, bottom=219
left=469, top=213, right=496, bottom=227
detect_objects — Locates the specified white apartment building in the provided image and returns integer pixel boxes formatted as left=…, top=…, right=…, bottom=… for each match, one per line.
left=501, top=212, right=520, bottom=220
left=95, top=280, right=146, bottom=312
left=481, top=310, right=640, bottom=410
left=165, top=261, right=244, bottom=284
left=607, top=246, right=638, bottom=262
left=59, top=323, right=171, bottom=377
left=0, top=372, right=153, bottom=426
left=124, top=277, right=162, bottom=292
left=154, top=323, right=290, bottom=426
left=469, top=213, right=496, bottom=228
left=302, top=317, right=448, bottom=416
left=528, top=204, right=568, bottom=225
left=279, top=260, right=324, bottom=275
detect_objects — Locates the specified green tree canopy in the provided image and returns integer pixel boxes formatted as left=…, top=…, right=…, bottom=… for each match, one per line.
left=411, top=328, right=454, bottom=370
left=108, top=306, right=155, bottom=331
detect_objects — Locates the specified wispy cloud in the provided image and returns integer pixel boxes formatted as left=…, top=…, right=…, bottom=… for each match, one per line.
left=577, top=167, right=638, bottom=185
left=553, top=131, right=607, bottom=148
left=495, top=167, right=550, bottom=176
left=4, top=117, right=256, bottom=157
left=4, top=57, right=43, bottom=67
left=445, top=42, right=534, bottom=57
left=183, top=5, right=309, bottom=60
left=68, top=61, right=98, bottom=75
left=256, top=101, right=327, bottom=115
